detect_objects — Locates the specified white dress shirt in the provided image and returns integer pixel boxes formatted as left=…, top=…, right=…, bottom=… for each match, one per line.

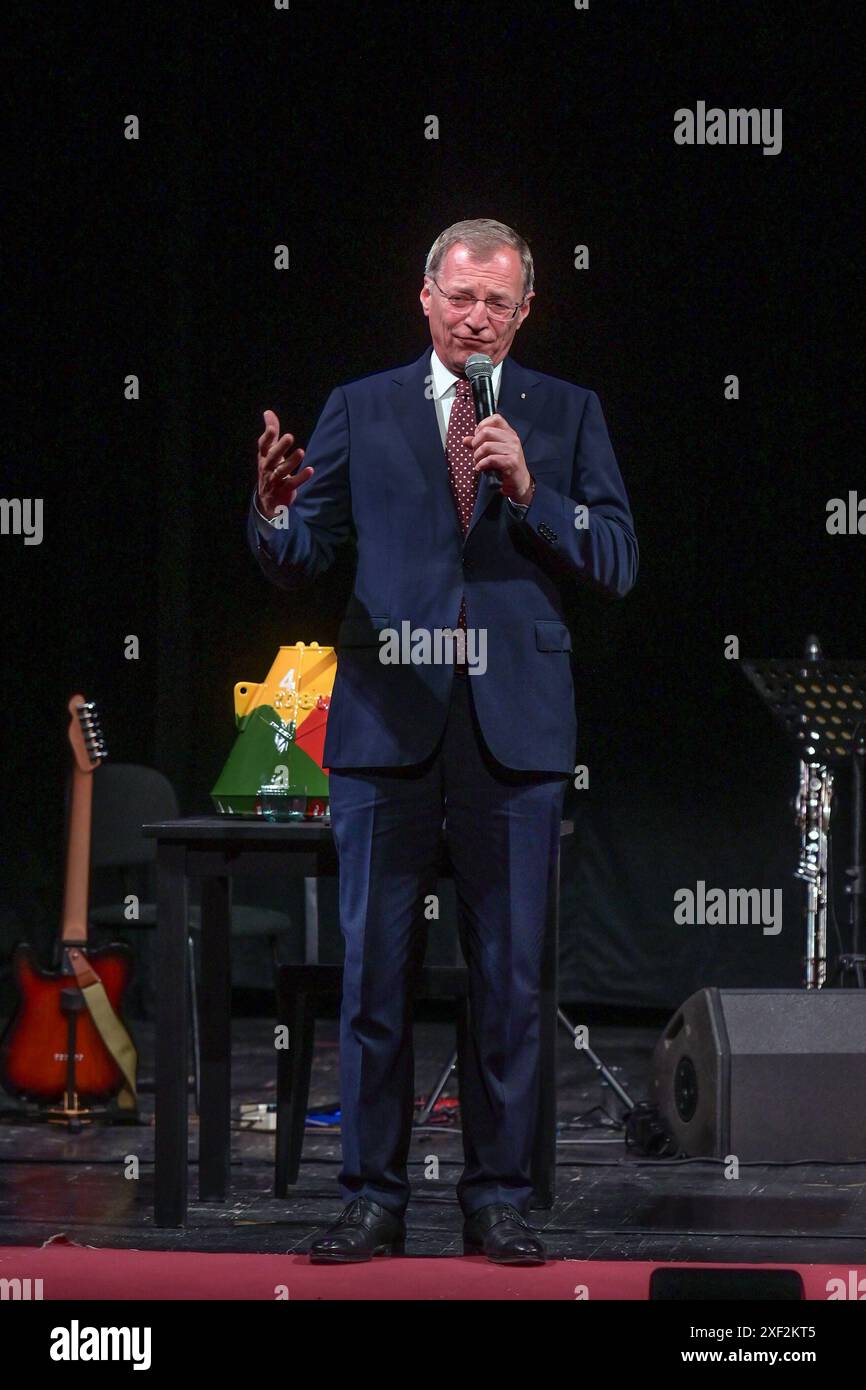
left=253, top=348, right=529, bottom=532
left=428, top=346, right=502, bottom=446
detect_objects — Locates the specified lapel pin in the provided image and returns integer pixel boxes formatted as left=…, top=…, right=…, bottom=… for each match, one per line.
left=520, top=392, right=526, bottom=399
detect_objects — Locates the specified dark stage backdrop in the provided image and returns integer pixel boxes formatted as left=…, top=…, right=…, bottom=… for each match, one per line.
left=3, top=1, right=862, bottom=1013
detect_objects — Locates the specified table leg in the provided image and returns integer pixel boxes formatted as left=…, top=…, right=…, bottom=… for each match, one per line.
left=154, top=842, right=189, bottom=1226
left=199, top=874, right=232, bottom=1201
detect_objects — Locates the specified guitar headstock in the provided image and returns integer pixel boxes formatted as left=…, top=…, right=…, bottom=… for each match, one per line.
left=67, top=693, right=108, bottom=772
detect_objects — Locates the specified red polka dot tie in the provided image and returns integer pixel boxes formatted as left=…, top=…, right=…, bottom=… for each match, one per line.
left=445, top=376, right=478, bottom=629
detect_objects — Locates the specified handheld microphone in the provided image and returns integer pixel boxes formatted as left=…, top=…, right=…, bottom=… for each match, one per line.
left=464, top=353, right=496, bottom=423
left=464, top=352, right=501, bottom=489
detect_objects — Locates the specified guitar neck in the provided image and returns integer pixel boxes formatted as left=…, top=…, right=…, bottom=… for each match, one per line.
left=61, top=766, right=94, bottom=947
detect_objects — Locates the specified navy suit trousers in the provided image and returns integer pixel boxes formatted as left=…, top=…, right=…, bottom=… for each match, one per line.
left=329, top=671, right=568, bottom=1219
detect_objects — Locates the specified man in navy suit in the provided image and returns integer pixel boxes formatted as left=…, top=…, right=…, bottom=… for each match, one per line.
left=248, top=219, right=637, bottom=1264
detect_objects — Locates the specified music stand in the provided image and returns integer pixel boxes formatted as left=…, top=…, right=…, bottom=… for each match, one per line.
left=740, top=653, right=866, bottom=987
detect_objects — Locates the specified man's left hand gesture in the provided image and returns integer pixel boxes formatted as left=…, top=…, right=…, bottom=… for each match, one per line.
left=463, top=414, right=534, bottom=505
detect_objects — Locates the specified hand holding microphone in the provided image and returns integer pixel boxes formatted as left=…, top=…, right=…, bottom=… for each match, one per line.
left=462, top=354, right=535, bottom=505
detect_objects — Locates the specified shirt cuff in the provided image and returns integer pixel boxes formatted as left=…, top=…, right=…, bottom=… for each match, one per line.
left=507, top=497, right=530, bottom=517
left=252, top=487, right=284, bottom=536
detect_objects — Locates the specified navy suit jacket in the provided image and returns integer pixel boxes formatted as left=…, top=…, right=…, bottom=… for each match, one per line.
left=247, top=348, right=637, bottom=774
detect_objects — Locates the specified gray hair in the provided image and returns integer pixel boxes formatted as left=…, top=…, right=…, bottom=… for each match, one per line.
left=424, top=218, right=535, bottom=298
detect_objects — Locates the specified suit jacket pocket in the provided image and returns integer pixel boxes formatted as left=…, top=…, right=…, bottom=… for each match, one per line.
left=535, top=619, right=572, bottom=652
left=337, top=615, right=391, bottom=648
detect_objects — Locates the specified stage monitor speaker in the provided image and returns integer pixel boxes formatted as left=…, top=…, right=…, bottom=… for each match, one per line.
left=650, top=988, right=866, bottom=1162
left=650, top=1267, right=805, bottom=1300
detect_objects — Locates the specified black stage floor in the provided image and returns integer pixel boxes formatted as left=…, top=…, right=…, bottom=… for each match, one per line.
left=1, top=1014, right=864, bottom=1263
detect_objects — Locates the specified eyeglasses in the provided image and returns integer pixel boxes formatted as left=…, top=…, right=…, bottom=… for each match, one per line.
left=428, top=276, right=524, bottom=322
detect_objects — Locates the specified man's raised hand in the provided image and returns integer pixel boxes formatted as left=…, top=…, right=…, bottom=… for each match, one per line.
left=256, top=409, right=314, bottom=519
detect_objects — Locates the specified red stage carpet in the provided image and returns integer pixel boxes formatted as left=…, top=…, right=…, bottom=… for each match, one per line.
left=1, top=1242, right=861, bottom=1300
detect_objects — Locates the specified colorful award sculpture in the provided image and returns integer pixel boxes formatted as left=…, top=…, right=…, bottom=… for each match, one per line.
left=211, top=641, right=335, bottom=820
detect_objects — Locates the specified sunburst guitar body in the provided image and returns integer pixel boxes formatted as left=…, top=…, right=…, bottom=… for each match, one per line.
left=0, top=695, right=135, bottom=1109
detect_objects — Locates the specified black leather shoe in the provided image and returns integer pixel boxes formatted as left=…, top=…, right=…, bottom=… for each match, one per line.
left=309, top=1197, right=406, bottom=1264
left=462, top=1203, right=547, bottom=1264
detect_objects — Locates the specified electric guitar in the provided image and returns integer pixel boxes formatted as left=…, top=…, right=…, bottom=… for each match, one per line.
left=0, top=695, right=135, bottom=1112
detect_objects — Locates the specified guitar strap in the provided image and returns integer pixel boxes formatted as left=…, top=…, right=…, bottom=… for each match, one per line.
left=67, top=948, right=138, bottom=1111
